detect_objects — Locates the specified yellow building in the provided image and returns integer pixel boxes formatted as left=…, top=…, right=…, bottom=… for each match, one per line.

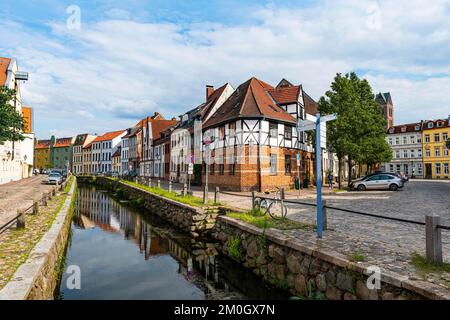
left=34, top=139, right=52, bottom=170
left=422, top=118, right=450, bottom=179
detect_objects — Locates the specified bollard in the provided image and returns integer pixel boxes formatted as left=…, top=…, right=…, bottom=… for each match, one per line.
left=148, top=178, right=152, bottom=188
left=322, top=200, right=328, bottom=230
left=16, top=209, right=25, bottom=229
left=425, top=215, right=442, bottom=263
left=214, top=187, right=220, bottom=204
left=52, top=187, right=56, bottom=196
left=157, top=180, right=161, bottom=189
left=183, top=183, right=188, bottom=196
left=168, top=180, right=172, bottom=193
left=135, top=177, right=138, bottom=184
left=42, top=192, right=47, bottom=206
left=280, top=187, right=285, bottom=200
left=32, top=201, right=39, bottom=215
left=252, top=191, right=256, bottom=210
left=203, top=185, right=208, bottom=204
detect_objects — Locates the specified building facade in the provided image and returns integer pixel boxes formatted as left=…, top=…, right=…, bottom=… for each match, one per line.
left=112, top=147, right=121, bottom=173
left=34, top=139, right=52, bottom=170
left=91, top=130, right=126, bottom=173
left=422, top=118, right=450, bottom=179
left=0, top=57, right=34, bottom=184
left=72, top=134, right=96, bottom=175
left=381, top=123, right=424, bottom=178
left=52, top=137, right=75, bottom=171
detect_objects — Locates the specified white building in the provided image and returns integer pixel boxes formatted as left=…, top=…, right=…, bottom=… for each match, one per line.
left=381, top=123, right=424, bottom=178
left=0, top=57, right=34, bottom=185
left=121, top=129, right=131, bottom=174
left=91, top=130, right=126, bottom=173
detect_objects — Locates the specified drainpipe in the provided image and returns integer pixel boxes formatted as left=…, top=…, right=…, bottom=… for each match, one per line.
left=257, top=118, right=264, bottom=192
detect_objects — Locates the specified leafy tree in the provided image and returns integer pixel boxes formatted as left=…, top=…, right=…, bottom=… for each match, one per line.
left=318, top=72, right=392, bottom=188
left=0, top=86, right=26, bottom=146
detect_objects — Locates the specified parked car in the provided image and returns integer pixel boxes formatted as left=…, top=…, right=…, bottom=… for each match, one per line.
left=366, top=171, right=409, bottom=183
left=350, top=173, right=404, bottom=191
left=44, top=172, right=63, bottom=185
left=50, top=169, right=66, bottom=181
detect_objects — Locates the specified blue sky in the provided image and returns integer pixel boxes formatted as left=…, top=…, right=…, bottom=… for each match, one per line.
left=1, top=0, right=449, bottom=138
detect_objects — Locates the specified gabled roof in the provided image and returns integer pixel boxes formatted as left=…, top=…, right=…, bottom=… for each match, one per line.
left=83, top=141, right=94, bottom=149
left=94, top=130, right=125, bottom=142
left=73, top=133, right=89, bottom=146
left=268, top=85, right=301, bottom=105
left=387, top=123, right=422, bottom=134
left=35, top=139, right=52, bottom=149
left=54, top=137, right=73, bottom=148
left=150, top=119, right=178, bottom=140
left=204, top=77, right=296, bottom=128
left=0, top=57, right=11, bottom=86
left=303, top=91, right=319, bottom=115
left=195, top=83, right=229, bottom=120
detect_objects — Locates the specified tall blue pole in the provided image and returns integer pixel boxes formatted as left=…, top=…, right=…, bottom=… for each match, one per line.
left=316, top=113, right=323, bottom=238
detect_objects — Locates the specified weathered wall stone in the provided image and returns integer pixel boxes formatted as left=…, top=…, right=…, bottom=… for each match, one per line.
left=211, top=215, right=450, bottom=300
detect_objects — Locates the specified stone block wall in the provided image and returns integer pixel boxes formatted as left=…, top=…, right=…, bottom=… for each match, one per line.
left=212, top=216, right=450, bottom=300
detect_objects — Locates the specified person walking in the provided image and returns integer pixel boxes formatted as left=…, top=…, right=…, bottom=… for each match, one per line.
left=327, top=172, right=333, bottom=190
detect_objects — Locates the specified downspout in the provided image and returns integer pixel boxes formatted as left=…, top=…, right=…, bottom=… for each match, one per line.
left=257, top=118, right=264, bottom=192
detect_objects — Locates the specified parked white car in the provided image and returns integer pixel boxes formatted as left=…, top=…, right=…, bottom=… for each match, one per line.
left=44, top=172, right=63, bottom=185
left=350, top=174, right=404, bottom=191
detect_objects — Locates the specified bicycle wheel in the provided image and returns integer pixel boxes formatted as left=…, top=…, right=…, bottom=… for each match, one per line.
left=253, top=198, right=268, bottom=216
left=268, top=200, right=287, bottom=219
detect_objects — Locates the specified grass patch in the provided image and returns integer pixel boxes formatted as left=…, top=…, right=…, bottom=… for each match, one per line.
left=348, top=252, right=367, bottom=262
left=411, top=253, right=450, bottom=275
left=120, top=180, right=215, bottom=208
left=228, top=236, right=242, bottom=261
left=227, top=210, right=312, bottom=230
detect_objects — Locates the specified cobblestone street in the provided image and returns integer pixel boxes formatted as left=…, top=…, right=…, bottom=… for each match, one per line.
left=0, top=175, right=57, bottom=227
left=181, top=179, right=450, bottom=282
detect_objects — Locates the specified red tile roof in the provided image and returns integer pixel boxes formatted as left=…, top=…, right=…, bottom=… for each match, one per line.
left=112, top=148, right=121, bottom=158
left=83, top=141, right=93, bottom=149
left=94, top=130, right=125, bottom=142
left=387, top=123, right=422, bottom=134
left=54, top=137, right=73, bottom=148
left=150, top=119, right=178, bottom=140
left=422, top=119, right=450, bottom=131
left=204, top=77, right=296, bottom=128
left=0, top=57, right=11, bottom=86
left=268, top=85, right=300, bottom=105
left=35, top=140, right=52, bottom=149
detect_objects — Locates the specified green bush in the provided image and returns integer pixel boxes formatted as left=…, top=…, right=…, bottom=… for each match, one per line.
left=228, top=236, right=242, bottom=261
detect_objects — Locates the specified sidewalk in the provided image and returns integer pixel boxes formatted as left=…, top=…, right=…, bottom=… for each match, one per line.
left=0, top=175, right=56, bottom=226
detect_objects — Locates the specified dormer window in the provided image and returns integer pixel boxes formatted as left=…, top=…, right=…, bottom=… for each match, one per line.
left=437, top=121, right=443, bottom=128
left=415, top=125, right=420, bottom=131
left=428, top=122, right=434, bottom=129
left=401, top=126, right=406, bottom=133
left=389, top=128, right=394, bottom=134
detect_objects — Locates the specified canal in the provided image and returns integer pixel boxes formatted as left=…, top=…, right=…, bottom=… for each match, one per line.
left=57, top=187, right=290, bottom=300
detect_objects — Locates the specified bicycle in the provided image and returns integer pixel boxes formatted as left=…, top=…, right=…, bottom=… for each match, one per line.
left=253, top=187, right=287, bottom=219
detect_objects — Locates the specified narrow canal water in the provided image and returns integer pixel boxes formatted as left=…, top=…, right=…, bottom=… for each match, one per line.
left=56, top=187, right=290, bottom=300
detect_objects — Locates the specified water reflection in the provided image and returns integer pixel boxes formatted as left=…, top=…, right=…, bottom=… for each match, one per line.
left=58, top=188, right=288, bottom=300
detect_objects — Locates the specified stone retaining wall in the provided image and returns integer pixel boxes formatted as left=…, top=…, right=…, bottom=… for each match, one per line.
left=77, top=176, right=218, bottom=238
left=0, top=179, right=77, bottom=300
left=212, top=215, right=450, bottom=300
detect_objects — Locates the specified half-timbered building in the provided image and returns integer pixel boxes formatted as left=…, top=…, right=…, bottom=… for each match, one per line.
left=201, top=77, right=317, bottom=191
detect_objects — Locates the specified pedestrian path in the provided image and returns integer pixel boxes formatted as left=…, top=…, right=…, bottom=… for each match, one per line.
left=0, top=176, right=56, bottom=226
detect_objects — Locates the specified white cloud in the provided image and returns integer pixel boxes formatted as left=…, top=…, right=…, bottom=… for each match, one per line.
left=1, top=0, right=450, bottom=138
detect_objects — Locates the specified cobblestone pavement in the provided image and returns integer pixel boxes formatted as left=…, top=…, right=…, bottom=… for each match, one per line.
left=0, top=175, right=56, bottom=226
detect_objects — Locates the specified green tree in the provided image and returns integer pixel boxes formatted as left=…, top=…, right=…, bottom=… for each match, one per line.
left=318, top=72, right=392, bottom=188
left=0, top=86, right=26, bottom=146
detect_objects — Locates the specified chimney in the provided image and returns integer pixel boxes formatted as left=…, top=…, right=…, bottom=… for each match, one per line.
left=206, top=85, right=214, bottom=101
